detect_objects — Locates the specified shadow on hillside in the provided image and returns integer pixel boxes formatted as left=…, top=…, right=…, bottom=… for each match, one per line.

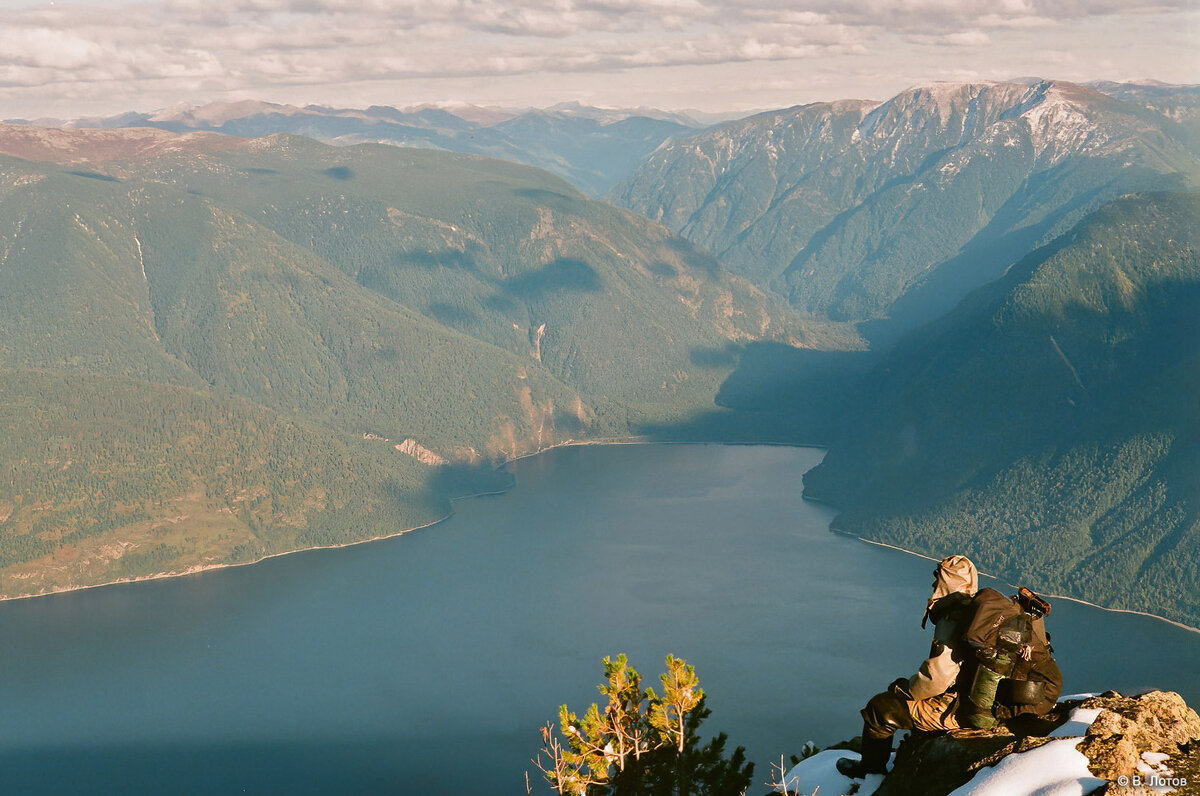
left=322, top=166, right=355, bottom=181
left=512, top=186, right=579, bottom=209
left=426, top=462, right=514, bottom=503
left=388, top=246, right=483, bottom=271
left=662, top=236, right=720, bottom=278
left=501, top=257, right=602, bottom=298
left=861, top=168, right=1194, bottom=348
left=426, top=301, right=480, bottom=326
left=481, top=293, right=520, bottom=313
left=638, top=341, right=878, bottom=444
left=65, top=170, right=121, bottom=182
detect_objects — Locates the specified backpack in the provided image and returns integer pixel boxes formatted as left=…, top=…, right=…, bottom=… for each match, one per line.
left=960, top=587, right=1062, bottom=723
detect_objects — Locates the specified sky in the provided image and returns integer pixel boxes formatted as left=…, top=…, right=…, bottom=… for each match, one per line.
left=1, top=0, right=1197, bottom=120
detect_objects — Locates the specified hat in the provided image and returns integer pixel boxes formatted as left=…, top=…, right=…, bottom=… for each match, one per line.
left=923, top=554, right=978, bottom=626
left=931, top=554, right=978, bottom=600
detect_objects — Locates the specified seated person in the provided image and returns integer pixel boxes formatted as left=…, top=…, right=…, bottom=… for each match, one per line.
left=838, top=554, right=978, bottom=779
left=837, top=554, right=1061, bottom=779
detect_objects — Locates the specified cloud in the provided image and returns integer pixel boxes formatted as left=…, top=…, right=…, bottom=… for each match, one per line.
left=0, top=0, right=1192, bottom=116
left=0, top=0, right=868, bottom=88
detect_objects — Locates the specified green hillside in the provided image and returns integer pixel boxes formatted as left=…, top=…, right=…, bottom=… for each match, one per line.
left=0, top=127, right=846, bottom=597
left=0, top=154, right=594, bottom=454
left=804, top=193, right=1200, bottom=625
left=94, top=135, right=857, bottom=413
left=0, top=368, right=494, bottom=594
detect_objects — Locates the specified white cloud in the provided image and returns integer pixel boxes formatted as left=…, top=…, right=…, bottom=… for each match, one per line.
left=0, top=27, right=107, bottom=69
left=0, top=0, right=1193, bottom=117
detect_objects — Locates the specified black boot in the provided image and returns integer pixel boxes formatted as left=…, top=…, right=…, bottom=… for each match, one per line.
left=836, top=691, right=907, bottom=778
left=835, top=733, right=892, bottom=779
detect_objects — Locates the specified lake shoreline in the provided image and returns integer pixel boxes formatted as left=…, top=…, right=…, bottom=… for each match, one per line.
left=828, top=527, right=1200, bottom=635
left=0, top=437, right=824, bottom=605
left=4, top=439, right=1192, bottom=637
left=0, top=442, right=1195, bottom=796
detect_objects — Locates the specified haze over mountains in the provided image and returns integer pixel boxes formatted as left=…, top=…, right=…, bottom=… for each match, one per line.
left=0, top=78, right=1196, bottom=625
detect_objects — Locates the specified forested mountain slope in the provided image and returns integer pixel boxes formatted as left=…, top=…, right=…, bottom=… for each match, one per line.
left=803, top=193, right=1200, bottom=625
left=0, top=125, right=834, bottom=597
left=613, top=81, right=1200, bottom=340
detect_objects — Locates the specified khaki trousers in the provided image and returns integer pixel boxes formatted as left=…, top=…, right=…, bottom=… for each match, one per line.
left=905, top=692, right=960, bottom=732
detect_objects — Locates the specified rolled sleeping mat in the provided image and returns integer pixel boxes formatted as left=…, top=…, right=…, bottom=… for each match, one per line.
left=963, top=651, right=1012, bottom=729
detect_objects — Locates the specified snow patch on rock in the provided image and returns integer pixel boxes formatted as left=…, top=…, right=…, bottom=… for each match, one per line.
left=948, top=737, right=1106, bottom=795
left=1049, top=707, right=1103, bottom=738
left=781, top=749, right=887, bottom=796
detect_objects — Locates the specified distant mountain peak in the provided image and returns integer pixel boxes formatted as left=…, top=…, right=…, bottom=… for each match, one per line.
left=147, top=99, right=303, bottom=125
left=844, top=79, right=1147, bottom=163
left=853, top=81, right=1025, bottom=143
left=1006, top=75, right=1052, bottom=86
left=534, top=100, right=705, bottom=127
left=395, top=101, right=520, bottom=126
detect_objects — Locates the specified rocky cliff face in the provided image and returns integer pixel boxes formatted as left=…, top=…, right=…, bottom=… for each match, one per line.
left=781, top=691, right=1200, bottom=796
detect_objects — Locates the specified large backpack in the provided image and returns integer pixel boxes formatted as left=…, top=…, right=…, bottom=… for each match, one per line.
left=959, top=587, right=1062, bottom=723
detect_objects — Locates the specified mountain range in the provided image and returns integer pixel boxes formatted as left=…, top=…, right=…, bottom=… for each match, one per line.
left=0, top=79, right=1196, bottom=625
left=6, top=100, right=733, bottom=198
left=613, top=80, right=1200, bottom=343
left=611, top=80, right=1197, bottom=624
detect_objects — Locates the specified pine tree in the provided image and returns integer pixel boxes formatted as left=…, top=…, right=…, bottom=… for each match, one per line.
left=535, top=654, right=754, bottom=796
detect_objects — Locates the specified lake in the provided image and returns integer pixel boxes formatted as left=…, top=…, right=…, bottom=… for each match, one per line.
left=0, top=444, right=1195, bottom=794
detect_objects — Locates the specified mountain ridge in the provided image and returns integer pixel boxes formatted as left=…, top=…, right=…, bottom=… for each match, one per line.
left=613, top=79, right=1200, bottom=341
left=6, top=100, right=716, bottom=197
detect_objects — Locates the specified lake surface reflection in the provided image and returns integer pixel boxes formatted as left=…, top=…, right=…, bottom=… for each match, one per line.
left=0, top=445, right=1195, bottom=794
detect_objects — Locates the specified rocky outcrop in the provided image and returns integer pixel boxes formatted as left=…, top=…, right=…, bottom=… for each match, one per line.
left=870, top=727, right=1041, bottom=795
left=395, top=438, right=449, bottom=466
left=1075, top=691, right=1200, bottom=780
left=782, top=691, right=1200, bottom=796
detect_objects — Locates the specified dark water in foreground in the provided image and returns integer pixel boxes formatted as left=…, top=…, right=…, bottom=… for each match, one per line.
left=0, top=445, right=1195, bottom=794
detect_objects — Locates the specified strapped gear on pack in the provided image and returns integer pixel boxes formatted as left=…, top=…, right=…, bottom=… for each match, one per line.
left=960, top=587, right=1062, bottom=728
left=1016, top=586, right=1051, bottom=619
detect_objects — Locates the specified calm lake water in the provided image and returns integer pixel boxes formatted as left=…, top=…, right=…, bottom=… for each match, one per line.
left=0, top=445, right=1195, bottom=794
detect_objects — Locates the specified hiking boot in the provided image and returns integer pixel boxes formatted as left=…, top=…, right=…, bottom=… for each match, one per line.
left=835, top=734, right=891, bottom=779
left=835, top=755, right=888, bottom=778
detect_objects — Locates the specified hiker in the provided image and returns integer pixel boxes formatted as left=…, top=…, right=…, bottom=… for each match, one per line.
left=836, top=554, right=1062, bottom=779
